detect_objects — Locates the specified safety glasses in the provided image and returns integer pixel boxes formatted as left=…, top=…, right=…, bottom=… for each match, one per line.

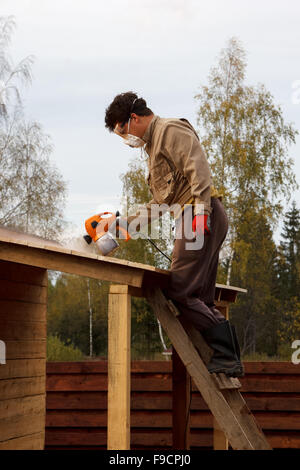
left=114, top=122, right=128, bottom=138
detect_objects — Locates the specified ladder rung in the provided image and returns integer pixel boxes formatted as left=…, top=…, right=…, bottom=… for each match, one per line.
left=212, top=373, right=242, bottom=390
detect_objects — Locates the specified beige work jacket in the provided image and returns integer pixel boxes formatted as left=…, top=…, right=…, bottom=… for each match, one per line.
left=127, top=114, right=221, bottom=226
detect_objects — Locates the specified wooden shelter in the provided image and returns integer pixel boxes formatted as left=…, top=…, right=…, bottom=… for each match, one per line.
left=0, top=226, right=271, bottom=450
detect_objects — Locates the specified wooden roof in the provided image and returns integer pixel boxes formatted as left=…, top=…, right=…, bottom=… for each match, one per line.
left=0, top=226, right=246, bottom=300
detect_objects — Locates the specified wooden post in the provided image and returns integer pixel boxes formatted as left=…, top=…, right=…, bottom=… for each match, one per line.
left=213, top=303, right=229, bottom=450
left=107, top=284, right=131, bottom=450
left=172, top=347, right=191, bottom=449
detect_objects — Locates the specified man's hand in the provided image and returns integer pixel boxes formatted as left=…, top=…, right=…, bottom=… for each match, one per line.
left=192, top=214, right=211, bottom=236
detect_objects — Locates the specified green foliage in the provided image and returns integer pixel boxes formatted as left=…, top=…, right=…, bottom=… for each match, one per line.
left=47, top=334, right=84, bottom=361
left=47, top=273, right=109, bottom=357
left=195, top=37, right=298, bottom=226
left=131, top=297, right=171, bottom=360
left=276, top=202, right=300, bottom=349
left=195, top=37, right=299, bottom=357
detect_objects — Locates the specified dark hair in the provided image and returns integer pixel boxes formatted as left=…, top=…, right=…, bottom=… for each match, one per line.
left=104, top=91, right=153, bottom=132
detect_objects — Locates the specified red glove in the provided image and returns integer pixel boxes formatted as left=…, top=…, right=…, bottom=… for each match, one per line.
left=192, top=214, right=211, bottom=236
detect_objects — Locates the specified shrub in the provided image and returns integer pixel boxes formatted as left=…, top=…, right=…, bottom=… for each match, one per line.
left=47, top=334, right=84, bottom=361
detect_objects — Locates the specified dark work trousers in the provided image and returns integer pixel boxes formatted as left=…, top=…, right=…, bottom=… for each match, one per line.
left=163, top=197, right=229, bottom=332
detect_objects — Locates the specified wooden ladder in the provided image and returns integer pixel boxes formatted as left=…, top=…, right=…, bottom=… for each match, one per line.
left=145, top=286, right=272, bottom=451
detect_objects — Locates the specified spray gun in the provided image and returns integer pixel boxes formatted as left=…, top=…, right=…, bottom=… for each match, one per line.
left=83, top=211, right=130, bottom=256
left=83, top=211, right=171, bottom=261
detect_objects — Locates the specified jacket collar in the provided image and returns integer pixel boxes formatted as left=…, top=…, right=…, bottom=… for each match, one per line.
left=142, top=115, right=160, bottom=145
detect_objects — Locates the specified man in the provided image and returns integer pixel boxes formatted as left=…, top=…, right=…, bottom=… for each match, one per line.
left=105, top=91, right=244, bottom=378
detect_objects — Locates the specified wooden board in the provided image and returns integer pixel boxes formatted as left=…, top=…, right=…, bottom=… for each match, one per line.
left=0, top=432, right=44, bottom=450
left=0, top=300, right=47, bottom=322
left=0, top=376, right=46, bottom=400
left=45, top=428, right=300, bottom=450
left=0, top=226, right=170, bottom=289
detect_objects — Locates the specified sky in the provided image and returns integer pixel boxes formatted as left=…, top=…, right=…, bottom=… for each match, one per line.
left=1, top=0, right=300, bottom=241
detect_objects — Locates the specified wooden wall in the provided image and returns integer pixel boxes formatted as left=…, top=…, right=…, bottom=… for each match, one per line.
left=0, top=260, right=47, bottom=450
left=45, top=361, right=300, bottom=450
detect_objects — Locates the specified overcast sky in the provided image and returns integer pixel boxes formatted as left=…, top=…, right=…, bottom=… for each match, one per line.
left=2, top=0, right=300, bottom=240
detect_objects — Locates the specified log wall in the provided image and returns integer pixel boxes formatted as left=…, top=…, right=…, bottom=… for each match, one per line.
left=0, top=260, right=47, bottom=450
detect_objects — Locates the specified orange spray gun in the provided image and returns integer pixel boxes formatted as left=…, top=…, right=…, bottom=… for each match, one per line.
left=83, top=211, right=131, bottom=256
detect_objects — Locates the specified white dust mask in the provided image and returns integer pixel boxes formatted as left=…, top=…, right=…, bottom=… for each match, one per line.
left=123, top=118, right=145, bottom=148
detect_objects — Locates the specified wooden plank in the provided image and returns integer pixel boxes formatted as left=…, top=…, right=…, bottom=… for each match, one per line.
left=0, top=300, right=47, bottom=322
left=266, top=432, right=300, bottom=449
left=244, top=362, right=300, bottom=375
left=44, top=428, right=214, bottom=448
left=0, top=395, right=45, bottom=420
left=45, top=360, right=300, bottom=375
left=213, top=417, right=229, bottom=450
left=0, top=412, right=45, bottom=442
left=0, top=242, right=143, bottom=287
left=107, top=285, right=131, bottom=450
left=253, top=412, right=300, bottom=430
left=5, top=340, right=46, bottom=360
left=45, top=410, right=211, bottom=429
left=44, top=428, right=300, bottom=450
left=0, top=226, right=170, bottom=274
left=0, top=279, right=47, bottom=304
left=45, top=390, right=300, bottom=413
left=0, top=376, right=45, bottom=400
left=211, top=373, right=241, bottom=390
left=46, top=410, right=107, bottom=427
left=235, top=376, right=300, bottom=393
left=0, top=432, right=44, bottom=450
left=215, top=283, right=247, bottom=294
left=46, top=374, right=108, bottom=391
left=172, top=347, right=191, bottom=449
left=145, top=287, right=272, bottom=450
left=45, top=371, right=300, bottom=393
left=0, top=321, right=46, bottom=341
left=0, top=241, right=167, bottom=288
left=46, top=360, right=172, bottom=374
left=45, top=428, right=108, bottom=447
left=46, top=391, right=169, bottom=410
left=46, top=361, right=109, bottom=374
left=0, top=359, right=45, bottom=380
left=242, top=394, right=300, bottom=411
left=45, top=408, right=300, bottom=431
left=46, top=391, right=108, bottom=410
left=0, top=260, right=48, bottom=286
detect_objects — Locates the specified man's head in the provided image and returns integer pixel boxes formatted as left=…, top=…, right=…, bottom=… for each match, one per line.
left=105, top=91, right=154, bottom=141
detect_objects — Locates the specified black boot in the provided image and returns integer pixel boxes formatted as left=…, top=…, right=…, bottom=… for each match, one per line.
left=202, top=320, right=244, bottom=378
